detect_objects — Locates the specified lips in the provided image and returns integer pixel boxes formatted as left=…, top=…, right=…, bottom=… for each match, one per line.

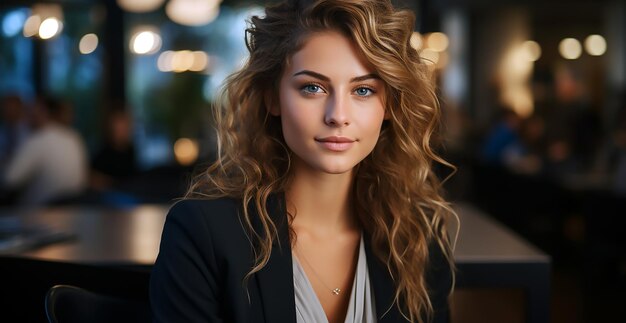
left=315, top=136, right=356, bottom=152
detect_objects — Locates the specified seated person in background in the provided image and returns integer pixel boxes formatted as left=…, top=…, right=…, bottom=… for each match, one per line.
left=0, top=95, right=31, bottom=204
left=1, top=97, right=88, bottom=206
left=480, top=108, right=541, bottom=174
left=90, top=108, right=137, bottom=191
left=0, top=94, right=30, bottom=170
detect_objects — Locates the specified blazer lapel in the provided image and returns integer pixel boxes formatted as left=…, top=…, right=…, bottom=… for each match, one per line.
left=251, top=194, right=297, bottom=323
left=364, top=234, right=404, bottom=322
left=248, top=195, right=404, bottom=322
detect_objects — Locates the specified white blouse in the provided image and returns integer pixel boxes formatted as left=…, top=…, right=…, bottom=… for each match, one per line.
left=292, top=235, right=377, bottom=323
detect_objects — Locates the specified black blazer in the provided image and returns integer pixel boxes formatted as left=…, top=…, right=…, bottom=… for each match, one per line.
left=150, top=196, right=452, bottom=322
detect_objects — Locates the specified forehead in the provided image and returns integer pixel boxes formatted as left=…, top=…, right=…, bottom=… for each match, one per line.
left=285, top=31, right=374, bottom=77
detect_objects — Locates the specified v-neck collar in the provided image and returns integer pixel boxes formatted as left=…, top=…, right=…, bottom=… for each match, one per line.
left=291, top=234, right=366, bottom=323
left=250, top=193, right=403, bottom=322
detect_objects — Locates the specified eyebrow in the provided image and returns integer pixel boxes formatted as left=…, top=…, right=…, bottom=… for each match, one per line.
left=292, top=70, right=381, bottom=83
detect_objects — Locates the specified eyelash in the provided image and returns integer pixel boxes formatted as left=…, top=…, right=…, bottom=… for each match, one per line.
left=299, top=83, right=377, bottom=97
left=353, top=86, right=376, bottom=97
left=300, top=82, right=325, bottom=95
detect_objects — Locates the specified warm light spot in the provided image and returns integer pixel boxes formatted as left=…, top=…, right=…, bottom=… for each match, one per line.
left=166, top=0, right=221, bottom=26
left=174, top=138, right=199, bottom=166
left=420, top=48, right=439, bottom=65
left=189, top=51, right=209, bottom=72
left=521, top=40, right=541, bottom=62
left=117, top=0, right=166, bottom=13
left=38, top=17, right=61, bottom=39
left=157, top=50, right=175, bottom=72
left=499, top=43, right=535, bottom=118
left=158, top=50, right=211, bottom=73
left=410, top=32, right=423, bottom=50
left=559, top=38, right=582, bottom=60
left=172, top=50, right=195, bottom=72
left=425, top=32, right=449, bottom=52
left=79, top=33, right=99, bottom=54
left=23, top=15, right=41, bottom=37
left=436, top=51, right=449, bottom=69
left=584, top=34, right=606, bottom=56
left=130, top=29, right=161, bottom=55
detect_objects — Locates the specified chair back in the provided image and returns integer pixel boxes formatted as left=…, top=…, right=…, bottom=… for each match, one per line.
left=45, top=284, right=151, bottom=323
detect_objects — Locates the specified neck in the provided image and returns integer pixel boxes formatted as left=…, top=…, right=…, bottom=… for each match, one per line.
left=287, top=161, right=358, bottom=235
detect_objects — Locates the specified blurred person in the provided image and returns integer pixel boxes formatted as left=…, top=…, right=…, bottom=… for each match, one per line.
left=480, top=107, right=540, bottom=174
left=90, top=107, right=137, bottom=191
left=480, top=108, right=523, bottom=164
left=516, top=114, right=546, bottom=174
left=546, top=64, right=601, bottom=174
left=0, top=95, right=30, bottom=170
left=150, top=0, right=456, bottom=322
left=1, top=97, right=88, bottom=205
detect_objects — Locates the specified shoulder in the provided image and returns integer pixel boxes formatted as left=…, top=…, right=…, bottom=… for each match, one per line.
left=166, top=197, right=243, bottom=230
left=160, top=197, right=260, bottom=276
left=169, top=197, right=241, bottom=216
left=163, top=197, right=253, bottom=253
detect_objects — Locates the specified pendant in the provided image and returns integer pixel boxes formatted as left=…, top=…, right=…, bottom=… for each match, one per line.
left=332, top=288, right=341, bottom=295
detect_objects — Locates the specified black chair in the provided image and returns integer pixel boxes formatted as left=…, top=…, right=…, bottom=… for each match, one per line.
left=45, top=285, right=151, bottom=323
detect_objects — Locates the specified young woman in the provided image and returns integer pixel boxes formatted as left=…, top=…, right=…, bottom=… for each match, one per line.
left=150, top=0, right=456, bottom=322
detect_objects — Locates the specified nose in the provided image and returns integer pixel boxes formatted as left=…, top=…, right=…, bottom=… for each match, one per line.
left=324, top=93, right=351, bottom=127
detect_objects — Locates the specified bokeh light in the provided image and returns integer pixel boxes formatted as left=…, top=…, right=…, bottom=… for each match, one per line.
left=425, top=32, right=449, bottom=52
left=38, top=17, right=62, bottom=40
left=2, top=9, right=28, bottom=37
left=189, top=51, right=209, bottom=72
left=157, top=50, right=175, bottom=72
left=584, top=34, right=607, bottom=56
left=521, top=40, right=541, bottom=62
left=174, top=138, right=199, bottom=166
left=410, top=32, right=423, bottom=50
left=23, top=15, right=41, bottom=37
left=117, top=0, right=166, bottom=13
left=79, top=33, right=99, bottom=54
left=420, top=48, right=440, bottom=66
left=559, top=38, right=582, bottom=60
left=158, top=50, right=210, bottom=73
left=171, top=50, right=194, bottom=72
left=165, top=0, right=221, bottom=26
left=130, top=29, right=161, bottom=55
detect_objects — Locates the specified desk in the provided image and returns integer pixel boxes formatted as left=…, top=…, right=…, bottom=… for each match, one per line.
left=0, top=205, right=168, bottom=265
left=453, top=204, right=551, bottom=323
left=0, top=203, right=550, bottom=323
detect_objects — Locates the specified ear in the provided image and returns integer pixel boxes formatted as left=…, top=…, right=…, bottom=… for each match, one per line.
left=383, top=108, right=390, bottom=120
left=265, top=91, right=280, bottom=116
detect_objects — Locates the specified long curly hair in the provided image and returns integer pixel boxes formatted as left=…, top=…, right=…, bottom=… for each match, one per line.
left=186, top=0, right=456, bottom=321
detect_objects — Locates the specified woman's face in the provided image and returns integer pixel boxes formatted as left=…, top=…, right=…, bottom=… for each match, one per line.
left=273, top=31, right=387, bottom=176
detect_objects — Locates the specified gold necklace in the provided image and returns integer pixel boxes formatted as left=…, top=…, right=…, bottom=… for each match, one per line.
left=293, top=244, right=341, bottom=296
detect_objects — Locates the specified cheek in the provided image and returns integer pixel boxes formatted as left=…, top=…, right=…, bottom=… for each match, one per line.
left=359, top=106, right=386, bottom=138
left=279, top=93, right=315, bottom=142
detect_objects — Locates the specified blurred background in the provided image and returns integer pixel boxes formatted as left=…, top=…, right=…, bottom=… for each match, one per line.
left=0, top=0, right=624, bottom=322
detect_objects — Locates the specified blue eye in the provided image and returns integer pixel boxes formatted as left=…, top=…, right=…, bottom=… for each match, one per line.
left=355, top=87, right=374, bottom=96
left=302, top=84, right=323, bottom=94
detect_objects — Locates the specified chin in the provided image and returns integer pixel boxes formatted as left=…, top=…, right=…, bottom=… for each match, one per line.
left=320, top=167, right=353, bottom=175
left=313, top=160, right=359, bottom=175
left=291, top=151, right=362, bottom=175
